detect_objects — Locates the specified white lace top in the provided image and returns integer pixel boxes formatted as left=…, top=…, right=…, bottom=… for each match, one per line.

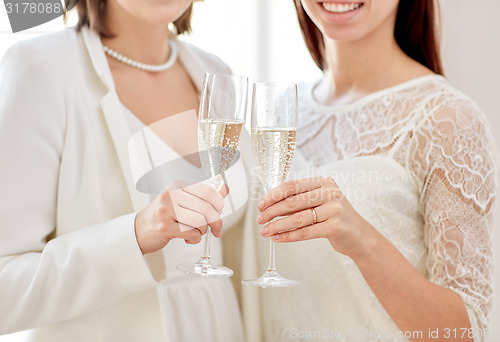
left=254, top=75, right=497, bottom=341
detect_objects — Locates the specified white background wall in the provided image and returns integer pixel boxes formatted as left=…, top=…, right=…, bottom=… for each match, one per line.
left=0, top=0, right=499, bottom=340
left=439, top=1, right=500, bottom=340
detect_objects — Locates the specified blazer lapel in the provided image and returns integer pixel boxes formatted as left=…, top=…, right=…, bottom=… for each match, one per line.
left=82, top=27, right=150, bottom=211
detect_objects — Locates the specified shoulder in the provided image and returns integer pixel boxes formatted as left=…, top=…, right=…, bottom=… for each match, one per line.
left=415, top=77, right=499, bottom=211
left=402, top=76, right=493, bottom=145
left=2, top=28, right=80, bottom=66
left=418, top=76, right=499, bottom=180
left=0, top=28, right=83, bottom=82
left=416, top=75, right=492, bottom=137
left=417, top=76, right=485, bottom=121
left=176, top=39, right=232, bottom=74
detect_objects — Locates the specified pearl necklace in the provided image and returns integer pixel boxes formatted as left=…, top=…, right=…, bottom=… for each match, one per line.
left=103, top=40, right=178, bottom=72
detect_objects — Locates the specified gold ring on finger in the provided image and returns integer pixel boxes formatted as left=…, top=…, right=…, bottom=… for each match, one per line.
left=311, top=207, right=317, bottom=225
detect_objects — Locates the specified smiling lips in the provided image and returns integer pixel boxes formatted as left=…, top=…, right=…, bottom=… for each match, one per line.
left=321, top=2, right=363, bottom=13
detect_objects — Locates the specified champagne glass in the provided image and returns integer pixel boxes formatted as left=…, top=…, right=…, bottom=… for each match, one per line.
left=242, top=82, right=299, bottom=287
left=176, top=73, right=248, bottom=277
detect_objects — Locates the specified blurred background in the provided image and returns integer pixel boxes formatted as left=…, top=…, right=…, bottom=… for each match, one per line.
left=0, top=0, right=499, bottom=340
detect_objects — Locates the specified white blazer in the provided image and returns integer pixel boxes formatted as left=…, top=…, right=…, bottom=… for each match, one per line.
left=0, top=27, right=247, bottom=341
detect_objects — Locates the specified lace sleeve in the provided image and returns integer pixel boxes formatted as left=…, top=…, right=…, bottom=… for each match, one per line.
left=412, top=93, right=497, bottom=341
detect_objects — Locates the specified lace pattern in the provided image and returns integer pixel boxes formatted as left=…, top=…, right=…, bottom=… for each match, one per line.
left=294, top=75, right=497, bottom=340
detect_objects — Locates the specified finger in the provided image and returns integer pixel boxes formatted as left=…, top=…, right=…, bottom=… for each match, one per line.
left=171, top=206, right=208, bottom=234
left=208, top=218, right=223, bottom=238
left=261, top=207, right=323, bottom=237
left=177, top=222, right=197, bottom=234
left=270, top=223, right=327, bottom=243
left=179, top=228, right=202, bottom=244
left=173, top=190, right=223, bottom=226
left=177, top=217, right=222, bottom=239
left=182, top=183, right=225, bottom=214
left=257, top=188, right=328, bottom=224
left=171, top=196, right=223, bottom=238
left=174, top=194, right=223, bottom=238
left=258, top=177, right=327, bottom=211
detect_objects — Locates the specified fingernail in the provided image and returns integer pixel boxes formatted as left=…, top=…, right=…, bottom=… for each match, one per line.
left=258, top=199, right=265, bottom=209
left=260, top=226, right=268, bottom=236
left=271, top=234, right=280, bottom=241
left=256, top=214, right=263, bottom=224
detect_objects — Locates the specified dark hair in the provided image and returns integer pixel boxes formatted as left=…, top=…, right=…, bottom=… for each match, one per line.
left=69, top=0, right=195, bottom=37
left=293, top=0, right=443, bottom=75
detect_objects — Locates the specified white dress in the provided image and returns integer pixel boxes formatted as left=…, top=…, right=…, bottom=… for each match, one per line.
left=241, top=75, right=497, bottom=342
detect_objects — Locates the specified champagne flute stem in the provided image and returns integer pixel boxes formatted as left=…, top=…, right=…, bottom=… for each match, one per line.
left=262, top=185, right=277, bottom=272
left=201, top=175, right=222, bottom=262
left=201, top=227, right=211, bottom=261
left=267, top=239, right=276, bottom=272
left=220, top=172, right=235, bottom=212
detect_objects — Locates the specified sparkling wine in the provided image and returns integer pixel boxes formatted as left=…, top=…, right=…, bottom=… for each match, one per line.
left=252, top=127, right=297, bottom=190
left=198, top=119, right=244, bottom=177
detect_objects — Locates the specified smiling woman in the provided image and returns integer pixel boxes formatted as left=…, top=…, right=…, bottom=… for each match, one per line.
left=0, top=0, right=246, bottom=340
left=239, top=0, right=498, bottom=342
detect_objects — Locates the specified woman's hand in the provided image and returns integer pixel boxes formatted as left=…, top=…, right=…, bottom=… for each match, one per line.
left=135, top=182, right=228, bottom=255
left=257, top=177, right=374, bottom=259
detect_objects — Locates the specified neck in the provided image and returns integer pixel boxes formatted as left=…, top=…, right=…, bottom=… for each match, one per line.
left=318, top=21, right=428, bottom=105
left=101, top=2, right=171, bottom=65
left=324, top=37, right=401, bottom=94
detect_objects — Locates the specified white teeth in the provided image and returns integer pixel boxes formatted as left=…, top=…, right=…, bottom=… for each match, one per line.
left=322, top=2, right=362, bottom=13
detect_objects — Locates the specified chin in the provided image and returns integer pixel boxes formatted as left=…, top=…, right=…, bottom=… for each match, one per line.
left=134, top=1, right=192, bottom=27
left=320, top=26, right=365, bottom=43
left=145, top=13, right=178, bottom=26
left=134, top=11, right=180, bottom=28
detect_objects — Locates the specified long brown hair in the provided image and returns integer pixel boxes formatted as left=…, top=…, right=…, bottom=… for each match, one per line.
left=68, top=0, right=194, bottom=37
left=293, top=0, right=443, bottom=75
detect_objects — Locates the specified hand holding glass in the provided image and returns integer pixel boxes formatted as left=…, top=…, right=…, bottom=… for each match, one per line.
left=242, top=82, right=300, bottom=287
left=176, top=73, right=248, bottom=277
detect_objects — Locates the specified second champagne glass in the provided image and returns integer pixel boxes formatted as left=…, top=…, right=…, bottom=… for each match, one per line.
left=176, top=73, right=248, bottom=277
left=242, top=82, right=300, bottom=288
